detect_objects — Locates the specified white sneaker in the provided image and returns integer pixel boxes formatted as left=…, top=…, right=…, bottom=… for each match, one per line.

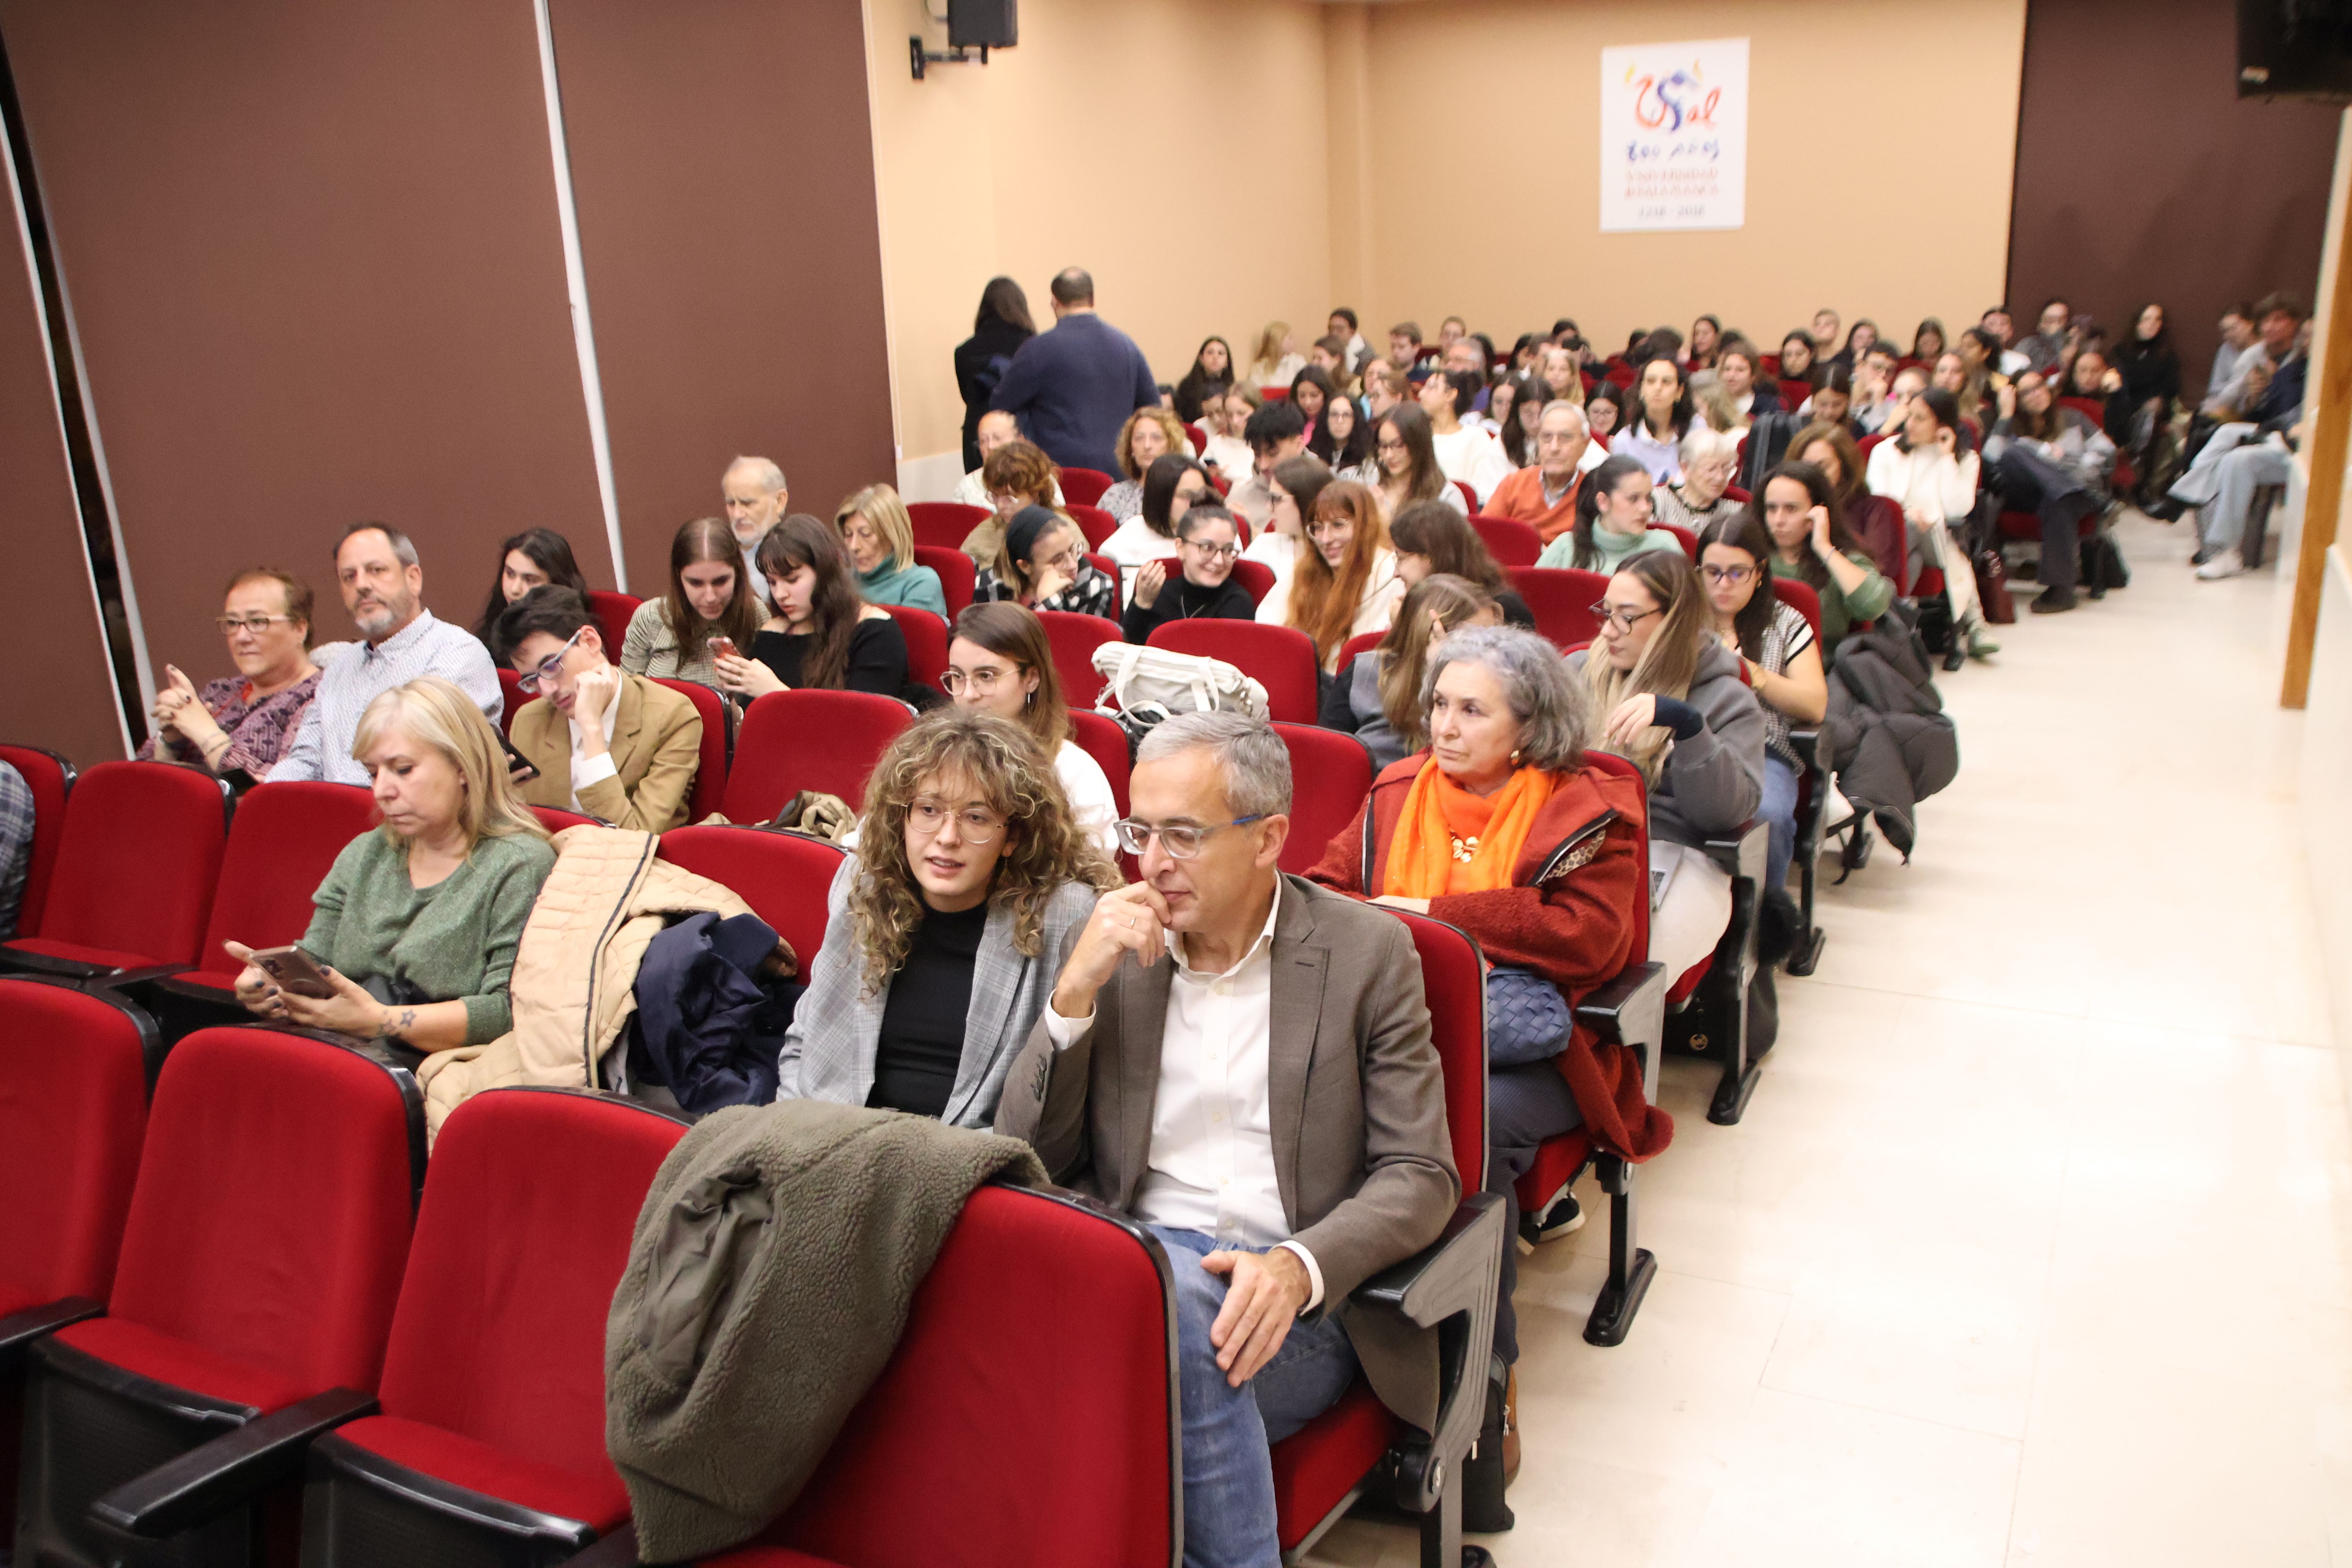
left=2195, top=548, right=2245, bottom=580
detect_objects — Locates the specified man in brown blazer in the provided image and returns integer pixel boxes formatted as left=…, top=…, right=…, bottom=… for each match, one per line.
left=993, top=711, right=1456, bottom=1568
left=498, top=587, right=703, bottom=833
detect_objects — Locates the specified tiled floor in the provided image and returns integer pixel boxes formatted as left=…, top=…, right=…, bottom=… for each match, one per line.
left=1306, top=512, right=2352, bottom=1567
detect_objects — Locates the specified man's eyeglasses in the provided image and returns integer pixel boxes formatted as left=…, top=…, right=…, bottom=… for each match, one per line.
left=1699, top=565, right=1754, bottom=586
left=516, top=627, right=585, bottom=693
left=1590, top=602, right=1665, bottom=633
left=909, top=799, right=1005, bottom=843
left=216, top=614, right=296, bottom=635
left=1112, top=815, right=1265, bottom=859
left=939, top=664, right=1022, bottom=695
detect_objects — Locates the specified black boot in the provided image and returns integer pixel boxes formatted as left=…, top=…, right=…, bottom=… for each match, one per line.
left=1757, top=887, right=1802, bottom=968
left=2143, top=494, right=2187, bottom=522
left=1460, top=1360, right=1515, bottom=1534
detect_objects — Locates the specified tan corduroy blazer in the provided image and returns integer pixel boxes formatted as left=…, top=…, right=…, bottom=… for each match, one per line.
left=512, top=670, right=704, bottom=833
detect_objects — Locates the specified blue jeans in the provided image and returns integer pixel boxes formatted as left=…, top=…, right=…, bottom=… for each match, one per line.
left=1761, top=753, right=1799, bottom=893
left=1151, top=1226, right=1361, bottom=1568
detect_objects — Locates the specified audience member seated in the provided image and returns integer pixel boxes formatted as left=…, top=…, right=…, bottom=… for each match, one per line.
left=621, top=515, right=763, bottom=691
left=2153, top=292, right=2307, bottom=579
left=990, top=267, right=1159, bottom=475
left=1585, top=383, right=1625, bottom=445
left=1650, top=427, right=1745, bottom=532
left=0, top=761, right=31, bottom=939
left=1101, top=452, right=1212, bottom=593
left=953, top=409, right=1068, bottom=514
left=1226, top=398, right=1310, bottom=534
left=1697, top=514, right=1826, bottom=899
left=1123, top=503, right=1254, bottom=643
left=1312, top=378, right=1376, bottom=475
left=1810, top=309, right=1841, bottom=361
left=1317, top=573, right=1501, bottom=769
left=1246, top=321, right=1305, bottom=389
left=1852, top=355, right=1901, bottom=434
left=719, top=514, right=914, bottom=702
left=469, top=527, right=588, bottom=661
left=946, top=603, right=1120, bottom=856
left=1361, top=358, right=1411, bottom=428
left=1867, top=387, right=1997, bottom=660
left=1498, top=375, right=1548, bottom=470
left=1389, top=499, right=1534, bottom=628
left=1778, top=330, right=1818, bottom=388
left=1371, top=401, right=1466, bottom=524
left=1797, top=364, right=1862, bottom=436
left=141, top=568, right=323, bottom=782
left=993, top=710, right=1458, bottom=1568
left=1308, top=624, right=1643, bottom=1463
left=2200, top=303, right=2264, bottom=420
left=1420, top=367, right=1513, bottom=505
left=836, top=483, right=948, bottom=619
left=1614, top=356, right=1693, bottom=483
left=1173, top=335, right=1236, bottom=424
left=227, top=676, right=555, bottom=1049
left=1245, top=454, right=1335, bottom=626
left=1538, top=344, right=1585, bottom=410
left=1487, top=402, right=1592, bottom=544
left=1310, top=333, right=1358, bottom=391
left=1281, top=479, right=1404, bottom=672
left=499, top=587, right=703, bottom=833
left=274, top=523, right=503, bottom=784
left=1200, top=384, right=1259, bottom=491
left=1985, top=370, right=2114, bottom=613
left=776, top=706, right=1119, bottom=1123
left=1790, top=421, right=1907, bottom=586
left=1389, top=319, right=1433, bottom=372
left=1687, top=313, right=1723, bottom=369
left=1568, top=549, right=1765, bottom=978
left=1952, top=331, right=2004, bottom=430
left=963, top=435, right=1066, bottom=569
left=975, top=504, right=1119, bottom=621
left=1911, top=318, right=1948, bottom=365
left=1289, top=365, right=1338, bottom=435
left=1329, top=306, right=1372, bottom=373
left=1760, top=460, right=1896, bottom=658
left=2018, top=298, right=2071, bottom=376
left=723, top=456, right=791, bottom=605
left=1099, top=406, right=1191, bottom=522
left=1535, top=453, right=1684, bottom=573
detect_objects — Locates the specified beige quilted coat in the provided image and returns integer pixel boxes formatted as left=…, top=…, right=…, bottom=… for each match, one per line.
left=416, top=826, right=777, bottom=1141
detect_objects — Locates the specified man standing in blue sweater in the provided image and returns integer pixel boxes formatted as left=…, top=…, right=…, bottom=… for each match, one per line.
left=990, top=267, right=1159, bottom=475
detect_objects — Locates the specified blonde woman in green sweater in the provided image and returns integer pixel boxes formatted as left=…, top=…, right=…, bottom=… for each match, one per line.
left=227, top=676, right=554, bottom=1051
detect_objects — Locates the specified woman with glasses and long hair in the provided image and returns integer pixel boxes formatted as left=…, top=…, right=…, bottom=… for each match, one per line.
left=1370, top=402, right=1463, bottom=522
left=1317, top=572, right=1501, bottom=769
left=955, top=276, right=1036, bottom=470
left=1313, top=379, right=1377, bottom=476
left=142, top=568, right=323, bottom=782
left=621, top=516, right=763, bottom=691
left=1284, top=479, right=1404, bottom=671
left=776, top=706, right=1120, bottom=1125
left=974, top=505, right=1118, bottom=620
left=943, top=603, right=1118, bottom=855
left=1172, top=335, right=1235, bottom=424
left=1122, top=502, right=1254, bottom=643
left=716, top=514, right=913, bottom=701
left=470, top=528, right=589, bottom=661
left=1696, top=512, right=1825, bottom=902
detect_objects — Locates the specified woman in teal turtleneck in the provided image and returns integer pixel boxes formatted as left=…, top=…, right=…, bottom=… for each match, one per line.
left=836, top=483, right=948, bottom=620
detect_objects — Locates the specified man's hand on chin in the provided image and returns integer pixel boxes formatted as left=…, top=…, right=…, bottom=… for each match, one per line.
left=1201, top=1247, right=1310, bottom=1388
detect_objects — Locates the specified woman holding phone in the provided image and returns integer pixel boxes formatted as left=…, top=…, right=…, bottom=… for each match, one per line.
left=620, top=516, right=763, bottom=690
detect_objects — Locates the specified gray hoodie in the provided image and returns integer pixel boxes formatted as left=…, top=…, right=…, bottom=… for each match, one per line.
left=1570, top=639, right=1766, bottom=849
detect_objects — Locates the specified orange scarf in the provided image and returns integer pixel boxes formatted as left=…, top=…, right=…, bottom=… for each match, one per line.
left=1383, top=759, right=1557, bottom=898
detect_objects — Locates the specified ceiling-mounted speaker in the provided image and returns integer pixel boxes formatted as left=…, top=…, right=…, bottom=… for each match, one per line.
left=2239, top=0, right=2352, bottom=100
left=949, top=0, right=1016, bottom=51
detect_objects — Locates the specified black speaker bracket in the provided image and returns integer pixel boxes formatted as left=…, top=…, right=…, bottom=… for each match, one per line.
left=910, top=36, right=990, bottom=80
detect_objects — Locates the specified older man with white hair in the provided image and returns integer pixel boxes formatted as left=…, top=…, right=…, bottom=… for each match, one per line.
left=1483, top=401, right=1591, bottom=543
left=722, top=456, right=788, bottom=603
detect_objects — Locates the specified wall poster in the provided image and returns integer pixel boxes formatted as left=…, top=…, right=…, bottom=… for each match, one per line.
left=1599, top=38, right=1748, bottom=232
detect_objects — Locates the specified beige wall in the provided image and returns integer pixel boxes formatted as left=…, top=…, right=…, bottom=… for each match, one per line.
left=866, top=0, right=2026, bottom=477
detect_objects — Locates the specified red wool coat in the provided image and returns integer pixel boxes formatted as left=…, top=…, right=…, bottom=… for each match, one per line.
left=1307, top=755, right=1673, bottom=1161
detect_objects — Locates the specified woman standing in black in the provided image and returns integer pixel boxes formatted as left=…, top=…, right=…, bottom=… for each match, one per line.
left=955, top=277, right=1037, bottom=470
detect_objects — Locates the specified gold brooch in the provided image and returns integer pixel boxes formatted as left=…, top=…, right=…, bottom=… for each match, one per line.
left=1449, top=833, right=1479, bottom=863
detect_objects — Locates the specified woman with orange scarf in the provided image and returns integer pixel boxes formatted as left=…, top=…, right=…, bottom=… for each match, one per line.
left=1308, top=625, right=1655, bottom=1489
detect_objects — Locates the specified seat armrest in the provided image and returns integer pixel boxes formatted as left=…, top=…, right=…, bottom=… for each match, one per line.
left=89, top=1386, right=379, bottom=1537
left=98, top=963, right=197, bottom=988
left=0, top=1295, right=103, bottom=1371
left=1350, top=1193, right=1505, bottom=1330
left=1577, top=962, right=1667, bottom=1103
left=1703, top=818, right=1769, bottom=882
left=1788, top=727, right=1820, bottom=767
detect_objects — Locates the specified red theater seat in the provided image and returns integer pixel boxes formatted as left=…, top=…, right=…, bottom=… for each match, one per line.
left=912, top=545, right=977, bottom=618
left=0, top=760, right=232, bottom=978
left=1065, top=503, right=1118, bottom=550
left=1273, top=723, right=1372, bottom=876
left=0, top=742, right=74, bottom=937
left=587, top=591, right=642, bottom=652
left=1468, top=513, right=1541, bottom=567
left=1069, top=710, right=1132, bottom=817
left=653, top=677, right=733, bottom=825
left=1657, top=521, right=1699, bottom=560
left=659, top=824, right=847, bottom=971
left=1057, top=467, right=1116, bottom=507
left=1508, top=566, right=1610, bottom=649
left=1038, top=611, right=1123, bottom=708
left=907, top=501, right=989, bottom=552
left=535, top=805, right=601, bottom=833
left=724, top=691, right=912, bottom=826
left=884, top=604, right=951, bottom=701
left=1146, top=621, right=1320, bottom=723
left=499, top=666, right=527, bottom=735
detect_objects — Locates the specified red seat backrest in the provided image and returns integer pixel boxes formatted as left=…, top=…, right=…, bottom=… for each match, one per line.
left=194, top=781, right=378, bottom=978
left=1383, top=911, right=1486, bottom=1188
left=1038, top=612, right=1123, bottom=709
left=534, top=806, right=599, bottom=833
left=1468, top=514, right=1541, bottom=567
left=1724, top=483, right=1751, bottom=504
left=775, top=1185, right=1176, bottom=1568
left=1150, top=557, right=1275, bottom=609
left=1507, top=566, right=1610, bottom=649
left=912, top=546, right=977, bottom=618
left=907, top=502, right=990, bottom=553
left=1084, top=553, right=1121, bottom=600
left=1657, top=522, right=1699, bottom=560
left=585, top=591, right=641, bottom=653
left=497, top=667, right=527, bottom=737
left=1058, top=467, right=1116, bottom=507
left=1146, top=621, right=1321, bottom=723
left=1771, top=578, right=1824, bottom=645
left=35, top=760, right=231, bottom=967
left=376, top=1088, right=686, bottom=1483
left=1777, top=378, right=1812, bottom=409
left=1579, top=751, right=1651, bottom=956
left=2060, top=396, right=2107, bottom=425
left=0, top=743, right=76, bottom=937
left=1273, top=722, right=1372, bottom=876
left=1856, top=432, right=1887, bottom=460
left=1183, top=422, right=1206, bottom=454
left=1069, top=711, right=1132, bottom=817
left=0, top=978, right=153, bottom=1306
left=651, top=677, right=731, bottom=825
left=1337, top=629, right=1384, bottom=669
left=885, top=605, right=951, bottom=702
left=1066, top=503, right=1118, bottom=551
left=1261, top=385, right=1291, bottom=400
left=724, top=691, right=911, bottom=824
left=659, top=824, right=846, bottom=968
left=1759, top=354, right=1782, bottom=376
left=109, top=1027, right=421, bottom=1394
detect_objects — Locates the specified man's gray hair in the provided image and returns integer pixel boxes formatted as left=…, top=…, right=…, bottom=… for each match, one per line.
left=338, top=520, right=417, bottom=568
left=1423, top=626, right=1592, bottom=771
left=1678, top=425, right=1738, bottom=470
left=1537, top=400, right=1588, bottom=437
left=726, top=456, right=787, bottom=494
left=1135, top=710, right=1292, bottom=818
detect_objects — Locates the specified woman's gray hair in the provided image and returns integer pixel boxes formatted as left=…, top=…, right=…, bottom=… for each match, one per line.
left=1423, top=625, right=1592, bottom=771
left=1678, top=424, right=1739, bottom=470
left=1135, top=710, right=1293, bottom=819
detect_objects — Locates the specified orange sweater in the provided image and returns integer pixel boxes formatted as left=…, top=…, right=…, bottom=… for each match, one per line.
left=1485, top=466, right=1582, bottom=542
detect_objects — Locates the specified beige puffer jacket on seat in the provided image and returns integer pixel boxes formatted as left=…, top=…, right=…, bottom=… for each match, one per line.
left=416, top=826, right=782, bottom=1142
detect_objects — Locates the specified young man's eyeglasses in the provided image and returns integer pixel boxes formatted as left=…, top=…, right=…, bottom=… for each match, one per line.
left=908, top=799, right=1005, bottom=843
left=516, top=627, right=586, bottom=692
left=1591, top=602, right=1664, bottom=633
left=1112, top=815, right=1265, bottom=859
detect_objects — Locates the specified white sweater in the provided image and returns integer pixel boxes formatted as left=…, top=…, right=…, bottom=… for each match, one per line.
left=1428, top=425, right=1515, bottom=506
left=1865, top=438, right=1979, bottom=527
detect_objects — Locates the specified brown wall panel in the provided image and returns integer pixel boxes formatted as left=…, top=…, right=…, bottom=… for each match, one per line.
left=0, top=213, right=125, bottom=764
left=550, top=0, right=894, bottom=591
left=0, top=0, right=609, bottom=686
left=2007, top=0, right=2339, bottom=398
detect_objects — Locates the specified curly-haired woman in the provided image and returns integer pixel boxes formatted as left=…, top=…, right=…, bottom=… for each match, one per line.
left=773, top=706, right=1122, bottom=1126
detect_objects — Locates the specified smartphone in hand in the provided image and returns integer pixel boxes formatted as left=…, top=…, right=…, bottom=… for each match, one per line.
left=495, top=728, right=541, bottom=784
left=706, top=635, right=739, bottom=661
left=248, top=944, right=338, bottom=1000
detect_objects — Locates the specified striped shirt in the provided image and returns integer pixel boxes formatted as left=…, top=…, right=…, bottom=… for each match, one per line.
left=0, top=760, right=33, bottom=940
left=271, top=610, right=502, bottom=785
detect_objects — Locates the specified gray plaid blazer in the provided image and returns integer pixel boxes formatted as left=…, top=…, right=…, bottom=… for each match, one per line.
left=775, top=855, right=1100, bottom=1129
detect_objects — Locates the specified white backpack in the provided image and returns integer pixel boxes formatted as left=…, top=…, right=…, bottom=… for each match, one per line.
left=1089, top=642, right=1270, bottom=730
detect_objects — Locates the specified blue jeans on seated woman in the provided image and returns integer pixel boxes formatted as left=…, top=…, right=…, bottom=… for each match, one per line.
left=1152, top=1225, right=1361, bottom=1568
left=1761, top=753, right=1800, bottom=893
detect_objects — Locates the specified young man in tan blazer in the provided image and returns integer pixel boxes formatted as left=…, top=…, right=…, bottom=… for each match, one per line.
left=499, top=587, right=703, bottom=833
left=993, top=711, right=1457, bottom=1568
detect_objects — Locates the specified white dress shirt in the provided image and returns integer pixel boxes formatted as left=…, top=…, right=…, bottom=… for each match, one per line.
left=566, top=674, right=625, bottom=810
left=1044, top=878, right=1325, bottom=1308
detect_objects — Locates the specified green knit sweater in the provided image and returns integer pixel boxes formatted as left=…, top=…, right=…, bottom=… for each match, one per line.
left=299, top=829, right=555, bottom=1044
